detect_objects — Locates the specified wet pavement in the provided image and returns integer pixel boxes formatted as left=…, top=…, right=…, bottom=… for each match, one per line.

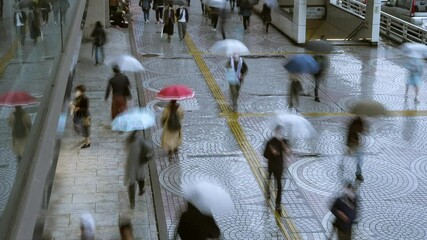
left=45, top=0, right=427, bottom=239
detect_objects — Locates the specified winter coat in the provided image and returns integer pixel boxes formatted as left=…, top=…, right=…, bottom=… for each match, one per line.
left=139, top=0, right=151, bottom=10
left=28, top=10, right=41, bottom=40
left=124, top=134, right=153, bottom=186
left=9, top=109, right=32, bottom=158
left=346, top=117, right=365, bottom=149
left=161, top=103, right=184, bottom=151
left=177, top=203, right=221, bottom=240
left=262, top=4, right=271, bottom=22
left=263, top=137, right=288, bottom=176
left=52, top=0, right=70, bottom=12
left=176, top=7, right=189, bottom=22
left=105, top=72, right=131, bottom=99
left=91, top=26, right=107, bottom=46
left=239, top=7, right=252, bottom=16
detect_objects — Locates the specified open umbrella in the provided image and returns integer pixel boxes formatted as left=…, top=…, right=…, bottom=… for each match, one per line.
left=349, top=100, right=387, bottom=117
left=284, top=54, right=320, bottom=74
left=157, top=85, right=195, bottom=101
left=105, top=55, right=145, bottom=72
left=209, top=39, right=250, bottom=56
left=0, top=91, right=37, bottom=107
left=205, top=0, right=227, bottom=8
left=305, top=40, right=334, bottom=53
left=111, top=108, right=155, bottom=132
left=276, top=113, right=316, bottom=138
left=182, top=181, right=234, bottom=215
left=400, top=43, right=427, bottom=58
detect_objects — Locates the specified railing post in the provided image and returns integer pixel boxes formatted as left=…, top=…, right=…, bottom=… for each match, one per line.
left=402, top=23, right=408, bottom=42
left=422, top=31, right=427, bottom=44
left=386, top=17, right=391, bottom=36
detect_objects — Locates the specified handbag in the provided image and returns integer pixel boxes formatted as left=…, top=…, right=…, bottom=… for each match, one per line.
left=83, top=116, right=91, bottom=127
left=225, top=68, right=239, bottom=85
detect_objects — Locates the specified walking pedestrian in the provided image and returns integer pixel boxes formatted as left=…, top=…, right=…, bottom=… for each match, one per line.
left=139, top=0, right=151, bottom=23
left=346, top=116, right=366, bottom=182
left=39, top=0, right=51, bottom=26
left=153, top=0, right=164, bottom=24
left=175, top=202, right=221, bottom=240
left=219, top=8, right=229, bottom=39
left=226, top=53, right=248, bottom=111
left=312, top=55, right=328, bottom=102
left=124, top=131, right=153, bottom=209
left=70, top=85, right=91, bottom=149
left=8, top=106, right=32, bottom=162
left=404, top=57, right=423, bottom=104
left=239, top=4, right=252, bottom=31
left=28, top=4, right=42, bottom=45
left=288, top=73, right=302, bottom=109
left=263, top=126, right=290, bottom=215
left=91, top=21, right=107, bottom=65
left=162, top=3, right=175, bottom=42
left=229, top=0, right=236, bottom=11
left=210, top=7, right=219, bottom=31
left=330, top=183, right=358, bottom=240
left=80, top=213, right=95, bottom=240
left=176, top=4, right=189, bottom=40
left=105, top=66, right=132, bottom=120
left=14, top=4, right=27, bottom=46
left=261, top=3, right=271, bottom=33
left=201, top=0, right=206, bottom=15
left=52, top=0, right=70, bottom=25
left=161, top=100, right=184, bottom=156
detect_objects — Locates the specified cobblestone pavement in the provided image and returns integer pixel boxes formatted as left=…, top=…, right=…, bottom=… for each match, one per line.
left=43, top=29, right=158, bottom=239
left=130, top=0, right=427, bottom=239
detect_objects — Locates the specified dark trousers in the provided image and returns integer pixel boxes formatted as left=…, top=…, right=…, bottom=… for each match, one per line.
left=266, top=22, right=271, bottom=33
left=156, top=7, right=163, bottom=22
left=41, top=10, right=49, bottom=23
left=201, top=2, right=205, bottom=14
left=143, top=9, right=150, bottom=21
left=94, top=45, right=104, bottom=64
left=16, top=26, right=26, bottom=45
left=0, top=0, right=3, bottom=20
left=267, top=170, right=283, bottom=209
left=243, top=16, right=250, bottom=30
left=229, top=83, right=240, bottom=109
left=220, top=18, right=226, bottom=39
left=128, top=180, right=145, bottom=209
left=314, top=78, right=319, bottom=99
left=230, top=0, right=235, bottom=10
left=212, top=14, right=219, bottom=29
left=289, top=81, right=301, bottom=108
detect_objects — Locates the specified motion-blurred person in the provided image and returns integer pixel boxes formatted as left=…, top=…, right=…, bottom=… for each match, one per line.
left=105, top=66, right=132, bottom=119
left=210, top=6, right=219, bottom=31
left=14, top=4, right=27, bottom=46
left=119, top=218, right=134, bottom=240
left=8, top=106, right=32, bottom=162
left=70, top=85, right=91, bottom=149
left=52, top=0, right=70, bottom=25
left=405, top=57, right=423, bottom=104
left=226, top=53, right=248, bottom=111
left=288, top=73, right=302, bottom=109
left=263, top=126, right=290, bottom=215
left=219, top=8, right=229, bottom=39
left=330, top=183, right=357, bottom=240
left=161, top=100, right=184, bottom=157
left=176, top=3, right=189, bottom=40
left=39, top=0, right=51, bottom=26
left=201, top=0, right=206, bottom=15
left=163, top=3, right=175, bottom=42
left=80, top=213, right=95, bottom=240
left=312, top=55, right=328, bottom=102
left=91, top=21, right=107, bottom=65
left=230, top=0, right=236, bottom=10
left=175, top=202, right=221, bottom=240
left=346, top=116, right=366, bottom=181
left=239, top=3, right=252, bottom=31
left=153, top=0, right=164, bottom=24
left=139, top=0, right=151, bottom=23
left=125, top=131, right=153, bottom=209
left=261, top=3, right=271, bottom=33
left=28, top=4, right=42, bottom=45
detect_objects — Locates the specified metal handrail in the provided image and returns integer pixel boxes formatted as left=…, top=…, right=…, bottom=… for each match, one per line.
left=345, top=21, right=368, bottom=40
left=336, top=0, right=427, bottom=43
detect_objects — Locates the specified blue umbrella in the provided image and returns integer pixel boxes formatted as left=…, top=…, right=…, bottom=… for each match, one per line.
left=111, top=108, right=155, bottom=132
left=284, top=55, right=320, bottom=74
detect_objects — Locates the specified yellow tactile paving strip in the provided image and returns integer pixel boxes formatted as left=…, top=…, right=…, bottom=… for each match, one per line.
left=185, top=35, right=302, bottom=240
left=0, top=40, right=19, bottom=79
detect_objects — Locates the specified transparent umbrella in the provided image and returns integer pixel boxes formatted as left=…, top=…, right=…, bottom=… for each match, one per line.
left=111, top=108, right=156, bottom=132
left=105, top=55, right=145, bottom=72
left=275, top=113, right=317, bottom=139
left=209, top=39, right=250, bottom=56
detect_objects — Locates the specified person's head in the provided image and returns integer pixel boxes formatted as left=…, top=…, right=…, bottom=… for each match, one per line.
left=113, top=65, right=121, bottom=73
left=95, top=21, right=103, bottom=28
left=75, top=85, right=86, bottom=97
left=274, top=125, right=283, bottom=138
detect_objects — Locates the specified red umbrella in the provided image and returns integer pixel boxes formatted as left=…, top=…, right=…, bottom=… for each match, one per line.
left=0, top=91, right=37, bottom=107
left=156, top=85, right=195, bottom=100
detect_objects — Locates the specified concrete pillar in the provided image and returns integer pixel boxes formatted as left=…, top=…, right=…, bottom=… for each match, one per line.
left=293, top=0, right=307, bottom=43
left=365, top=0, right=381, bottom=44
left=83, top=0, right=108, bottom=40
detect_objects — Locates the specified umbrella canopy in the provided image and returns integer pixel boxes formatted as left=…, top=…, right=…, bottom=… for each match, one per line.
left=400, top=43, right=427, bottom=58
left=0, top=91, right=37, bottom=107
left=105, top=55, right=145, bottom=72
left=205, top=0, right=226, bottom=8
left=157, top=85, right=195, bottom=100
left=284, top=54, right=320, bottom=74
left=305, top=40, right=334, bottom=53
left=111, top=108, right=155, bottom=132
left=276, top=113, right=316, bottom=139
left=265, top=0, right=278, bottom=8
left=349, top=100, right=387, bottom=117
left=182, top=181, right=234, bottom=216
left=209, top=39, right=250, bottom=56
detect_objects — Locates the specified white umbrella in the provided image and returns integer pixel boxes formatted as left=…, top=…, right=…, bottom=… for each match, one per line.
left=205, top=0, right=227, bottom=8
left=105, top=55, right=145, bottom=72
left=209, top=39, right=250, bottom=56
left=182, top=181, right=234, bottom=216
left=111, top=107, right=155, bottom=132
left=400, top=43, right=427, bottom=59
left=265, top=0, right=278, bottom=8
left=276, top=113, right=316, bottom=139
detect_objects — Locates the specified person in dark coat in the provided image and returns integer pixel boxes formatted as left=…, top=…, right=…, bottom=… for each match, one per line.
left=219, top=8, right=229, bottom=39
left=226, top=54, right=248, bottom=111
left=28, top=4, right=42, bottom=45
left=105, top=66, right=132, bottom=119
left=162, top=3, right=175, bottom=42
left=261, top=3, right=271, bottom=33
left=239, top=5, right=252, bottom=31
left=347, top=116, right=366, bottom=181
left=288, top=73, right=302, bottom=109
left=312, top=55, right=328, bottom=102
left=263, top=126, right=290, bottom=214
left=14, top=5, right=27, bottom=46
left=70, top=85, right=91, bottom=148
left=176, top=4, right=189, bottom=40
left=153, top=0, right=164, bottom=24
left=52, top=0, right=70, bottom=25
left=39, top=0, right=51, bottom=25
left=91, top=21, right=107, bottom=65
left=175, top=203, right=221, bottom=240
left=8, top=106, right=32, bottom=162
left=230, top=0, right=236, bottom=11
left=139, top=0, right=151, bottom=23
left=330, top=183, right=357, bottom=240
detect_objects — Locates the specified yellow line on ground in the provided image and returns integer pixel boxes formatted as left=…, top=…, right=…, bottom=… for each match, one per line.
left=0, top=40, right=19, bottom=78
left=185, top=35, right=302, bottom=240
left=220, top=110, right=427, bottom=118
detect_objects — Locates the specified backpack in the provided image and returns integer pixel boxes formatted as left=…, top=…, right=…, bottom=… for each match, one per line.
left=167, top=108, right=181, bottom=132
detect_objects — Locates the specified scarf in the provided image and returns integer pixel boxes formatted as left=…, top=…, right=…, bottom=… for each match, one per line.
left=230, top=57, right=243, bottom=81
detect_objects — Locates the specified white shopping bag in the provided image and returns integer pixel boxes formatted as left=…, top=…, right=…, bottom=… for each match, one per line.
left=225, top=68, right=239, bottom=85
